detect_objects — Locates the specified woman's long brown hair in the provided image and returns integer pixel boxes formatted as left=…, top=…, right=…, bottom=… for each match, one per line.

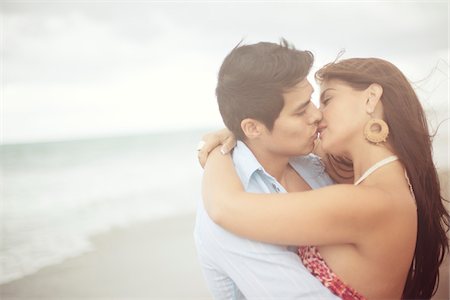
left=315, top=58, right=449, bottom=299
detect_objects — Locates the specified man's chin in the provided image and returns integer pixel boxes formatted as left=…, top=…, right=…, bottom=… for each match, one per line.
left=290, top=146, right=314, bottom=157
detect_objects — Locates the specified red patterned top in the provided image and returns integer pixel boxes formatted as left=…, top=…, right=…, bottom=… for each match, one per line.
left=299, top=246, right=367, bottom=300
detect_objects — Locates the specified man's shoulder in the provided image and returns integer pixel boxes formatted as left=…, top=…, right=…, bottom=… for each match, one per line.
left=290, top=154, right=334, bottom=188
left=194, top=200, right=287, bottom=253
left=231, top=141, right=265, bottom=188
left=231, top=141, right=257, bottom=163
left=290, top=154, right=326, bottom=175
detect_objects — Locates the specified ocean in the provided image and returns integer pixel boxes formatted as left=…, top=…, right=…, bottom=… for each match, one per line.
left=0, top=129, right=205, bottom=284
left=0, top=124, right=448, bottom=285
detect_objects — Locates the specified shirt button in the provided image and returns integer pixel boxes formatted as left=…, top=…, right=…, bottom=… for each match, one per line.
left=272, top=183, right=280, bottom=193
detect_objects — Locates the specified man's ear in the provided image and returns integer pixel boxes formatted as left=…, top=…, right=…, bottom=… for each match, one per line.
left=241, top=118, right=264, bottom=139
left=366, top=83, right=383, bottom=114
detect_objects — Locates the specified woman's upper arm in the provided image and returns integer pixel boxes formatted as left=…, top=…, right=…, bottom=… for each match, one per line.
left=202, top=147, right=245, bottom=220
left=212, top=184, right=392, bottom=247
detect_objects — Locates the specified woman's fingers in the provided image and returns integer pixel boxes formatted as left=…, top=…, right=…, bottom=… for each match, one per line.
left=197, top=128, right=235, bottom=168
left=221, top=135, right=237, bottom=155
left=197, top=132, right=223, bottom=168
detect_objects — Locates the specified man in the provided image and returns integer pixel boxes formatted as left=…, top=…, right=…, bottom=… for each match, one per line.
left=194, top=40, right=339, bottom=299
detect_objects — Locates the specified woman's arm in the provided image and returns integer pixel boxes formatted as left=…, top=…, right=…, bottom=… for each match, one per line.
left=202, top=148, right=392, bottom=247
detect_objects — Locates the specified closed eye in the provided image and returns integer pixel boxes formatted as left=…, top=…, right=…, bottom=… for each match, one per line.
left=294, top=99, right=311, bottom=116
left=322, top=97, right=332, bottom=105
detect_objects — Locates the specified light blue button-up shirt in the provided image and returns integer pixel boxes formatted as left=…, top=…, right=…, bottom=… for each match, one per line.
left=194, top=141, right=339, bottom=300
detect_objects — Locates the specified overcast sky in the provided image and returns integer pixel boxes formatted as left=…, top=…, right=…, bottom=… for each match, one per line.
left=1, top=1, right=448, bottom=144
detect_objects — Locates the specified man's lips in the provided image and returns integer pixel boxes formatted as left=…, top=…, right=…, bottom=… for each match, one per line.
left=317, top=123, right=326, bottom=133
left=317, top=124, right=327, bottom=138
left=312, top=129, right=319, bottom=139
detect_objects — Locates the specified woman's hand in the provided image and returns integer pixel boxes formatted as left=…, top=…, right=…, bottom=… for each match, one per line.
left=197, top=128, right=236, bottom=168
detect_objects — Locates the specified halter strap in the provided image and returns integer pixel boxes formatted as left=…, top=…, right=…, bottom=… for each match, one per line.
left=404, top=169, right=416, bottom=200
left=354, top=155, right=399, bottom=186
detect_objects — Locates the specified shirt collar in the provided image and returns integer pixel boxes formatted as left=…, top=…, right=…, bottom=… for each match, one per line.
left=232, top=141, right=267, bottom=189
left=232, top=141, right=329, bottom=190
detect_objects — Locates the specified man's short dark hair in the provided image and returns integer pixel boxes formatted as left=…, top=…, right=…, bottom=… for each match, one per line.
left=216, top=39, right=314, bottom=140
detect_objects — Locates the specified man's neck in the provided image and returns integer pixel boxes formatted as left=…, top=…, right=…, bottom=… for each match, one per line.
left=243, top=140, right=290, bottom=183
left=242, top=140, right=312, bottom=192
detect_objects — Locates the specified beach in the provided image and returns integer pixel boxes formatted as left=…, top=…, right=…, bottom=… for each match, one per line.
left=2, top=2, right=449, bottom=298
left=0, top=213, right=211, bottom=300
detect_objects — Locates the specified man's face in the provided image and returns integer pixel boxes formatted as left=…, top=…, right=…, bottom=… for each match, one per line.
left=260, top=78, right=322, bottom=157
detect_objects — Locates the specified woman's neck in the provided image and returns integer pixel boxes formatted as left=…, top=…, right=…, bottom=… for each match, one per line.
left=348, top=141, right=397, bottom=184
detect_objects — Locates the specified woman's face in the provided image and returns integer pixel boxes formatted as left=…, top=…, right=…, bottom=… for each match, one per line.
left=318, top=79, right=369, bottom=155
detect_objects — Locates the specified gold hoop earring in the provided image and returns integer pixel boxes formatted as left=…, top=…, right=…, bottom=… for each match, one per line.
left=364, top=118, right=389, bottom=144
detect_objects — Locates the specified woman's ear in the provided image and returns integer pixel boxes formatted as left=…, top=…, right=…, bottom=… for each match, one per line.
left=366, top=83, right=383, bottom=114
left=241, top=118, right=264, bottom=139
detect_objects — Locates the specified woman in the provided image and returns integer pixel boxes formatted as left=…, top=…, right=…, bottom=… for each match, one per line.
left=200, top=58, right=449, bottom=299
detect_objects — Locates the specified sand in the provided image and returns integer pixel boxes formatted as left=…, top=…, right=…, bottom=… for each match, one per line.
left=0, top=213, right=211, bottom=300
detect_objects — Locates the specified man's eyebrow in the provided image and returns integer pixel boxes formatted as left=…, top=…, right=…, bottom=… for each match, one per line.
left=320, top=88, right=336, bottom=102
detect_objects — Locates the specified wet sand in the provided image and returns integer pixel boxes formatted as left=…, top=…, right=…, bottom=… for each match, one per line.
left=0, top=213, right=211, bottom=300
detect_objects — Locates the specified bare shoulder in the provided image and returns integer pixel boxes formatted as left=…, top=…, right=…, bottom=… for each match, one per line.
left=316, top=183, right=393, bottom=210
left=286, top=184, right=399, bottom=246
left=306, top=184, right=397, bottom=230
left=323, top=181, right=416, bottom=235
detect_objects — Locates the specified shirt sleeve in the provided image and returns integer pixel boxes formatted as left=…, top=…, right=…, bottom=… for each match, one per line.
left=194, top=203, right=339, bottom=300
left=194, top=234, right=246, bottom=300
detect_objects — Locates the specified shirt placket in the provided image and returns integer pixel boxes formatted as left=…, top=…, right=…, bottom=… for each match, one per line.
left=270, top=181, right=283, bottom=193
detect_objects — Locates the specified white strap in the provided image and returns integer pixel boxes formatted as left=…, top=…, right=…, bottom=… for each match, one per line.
left=354, top=155, right=399, bottom=186
left=404, top=169, right=416, bottom=200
